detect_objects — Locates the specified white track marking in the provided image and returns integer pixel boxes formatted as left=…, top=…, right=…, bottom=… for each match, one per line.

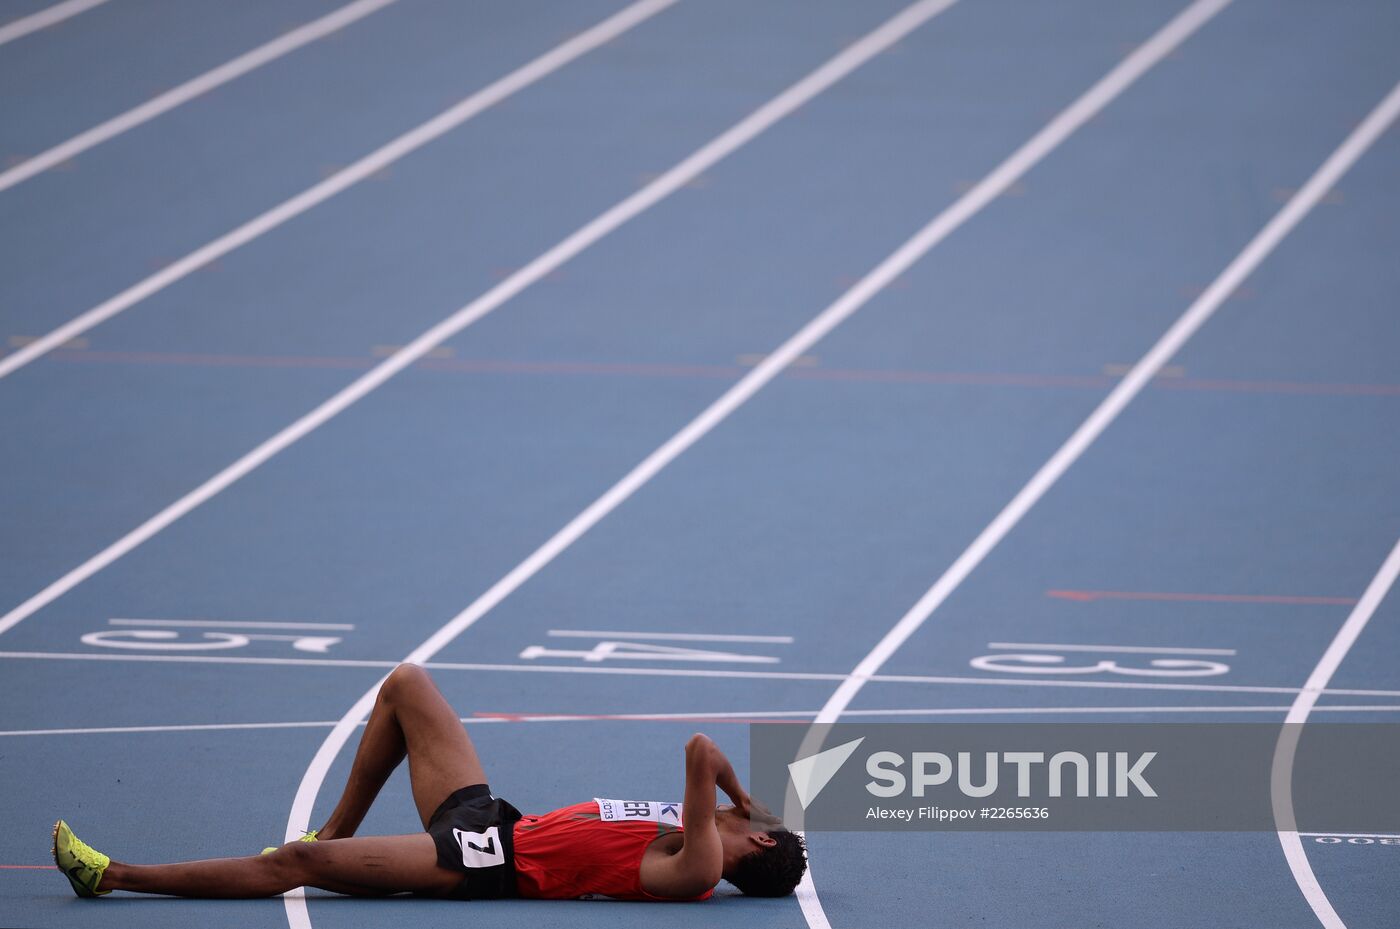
left=306, top=670, right=1400, bottom=698
left=10, top=704, right=1400, bottom=739
left=279, top=3, right=977, bottom=923
left=0, top=0, right=108, bottom=47
left=791, top=1, right=1238, bottom=917
left=547, top=629, right=794, bottom=642
left=798, top=73, right=1400, bottom=929
left=0, top=2, right=686, bottom=640
left=808, top=0, right=1234, bottom=730
left=0, top=0, right=400, bottom=193
left=0, top=717, right=515, bottom=738
left=987, top=642, right=1236, bottom=655
left=0, top=650, right=400, bottom=669
left=1274, top=537, right=1400, bottom=929
left=0, top=720, right=340, bottom=737
left=827, top=705, right=1400, bottom=716
left=0, top=0, right=675, bottom=382
left=465, top=706, right=1400, bottom=719
left=108, top=618, right=354, bottom=630
left=869, top=673, right=1369, bottom=695
left=0, top=0, right=957, bottom=650
left=1300, top=833, right=1400, bottom=840
left=9, top=649, right=1400, bottom=698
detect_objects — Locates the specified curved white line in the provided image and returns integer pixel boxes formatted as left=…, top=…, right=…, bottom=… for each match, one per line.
left=795, top=18, right=1400, bottom=929
left=9, top=703, right=1400, bottom=739
left=793, top=0, right=1238, bottom=920
left=0, top=0, right=109, bottom=47
left=0, top=0, right=401, bottom=194
left=1272, top=538, right=1400, bottom=928
left=0, top=0, right=676, bottom=382
left=279, top=3, right=969, bottom=925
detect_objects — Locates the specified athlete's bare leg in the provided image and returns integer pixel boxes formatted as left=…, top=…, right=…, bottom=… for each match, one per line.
left=313, top=663, right=488, bottom=840
left=82, top=666, right=484, bottom=898
left=101, top=834, right=461, bottom=898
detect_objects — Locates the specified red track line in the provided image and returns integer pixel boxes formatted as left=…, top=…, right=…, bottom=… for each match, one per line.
left=471, top=712, right=805, bottom=725
left=1155, top=377, right=1400, bottom=397
left=46, top=349, right=375, bottom=370
left=0, top=864, right=51, bottom=870
left=420, top=358, right=740, bottom=379
left=27, top=348, right=1400, bottom=397
left=787, top=367, right=1112, bottom=389
left=1046, top=589, right=1359, bottom=605
left=40, top=349, right=741, bottom=380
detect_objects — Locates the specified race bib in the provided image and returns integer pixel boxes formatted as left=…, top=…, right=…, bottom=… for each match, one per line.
left=594, top=798, right=683, bottom=826
left=452, top=826, right=505, bottom=869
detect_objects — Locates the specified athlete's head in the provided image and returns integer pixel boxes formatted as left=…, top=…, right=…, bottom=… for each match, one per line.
left=715, top=808, right=808, bottom=897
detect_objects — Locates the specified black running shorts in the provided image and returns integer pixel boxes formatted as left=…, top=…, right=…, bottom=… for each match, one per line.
left=425, top=784, right=523, bottom=900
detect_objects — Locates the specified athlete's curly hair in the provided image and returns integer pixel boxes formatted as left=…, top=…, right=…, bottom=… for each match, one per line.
left=725, top=829, right=807, bottom=897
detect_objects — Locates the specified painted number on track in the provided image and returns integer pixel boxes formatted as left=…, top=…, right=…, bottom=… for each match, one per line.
left=82, top=619, right=349, bottom=653
left=970, top=642, right=1233, bottom=678
left=520, top=630, right=792, bottom=665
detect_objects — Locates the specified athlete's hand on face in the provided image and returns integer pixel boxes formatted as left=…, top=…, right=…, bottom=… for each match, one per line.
left=729, top=793, right=783, bottom=829
left=693, top=733, right=783, bottom=827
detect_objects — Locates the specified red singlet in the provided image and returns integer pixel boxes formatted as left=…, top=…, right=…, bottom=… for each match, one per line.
left=512, top=798, right=714, bottom=901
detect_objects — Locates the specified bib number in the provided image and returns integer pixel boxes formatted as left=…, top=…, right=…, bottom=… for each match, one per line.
left=594, top=798, right=682, bottom=826
left=452, top=826, right=505, bottom=869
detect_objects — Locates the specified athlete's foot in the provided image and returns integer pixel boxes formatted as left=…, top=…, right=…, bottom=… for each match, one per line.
left=260, top=829, right=320, bottom=856
left=52, top=820, right=111, bottom=897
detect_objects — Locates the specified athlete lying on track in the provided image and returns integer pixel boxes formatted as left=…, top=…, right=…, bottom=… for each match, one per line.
left=52, top=662, right=806, bottom=901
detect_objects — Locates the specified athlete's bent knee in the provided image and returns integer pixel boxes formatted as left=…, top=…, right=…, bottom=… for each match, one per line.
left=382, top=662, right=431, bottom=701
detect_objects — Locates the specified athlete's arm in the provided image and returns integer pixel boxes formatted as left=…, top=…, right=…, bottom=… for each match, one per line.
left=716, top=749, right=781, bottom=827
left=640, top=733, right=729, bottom=898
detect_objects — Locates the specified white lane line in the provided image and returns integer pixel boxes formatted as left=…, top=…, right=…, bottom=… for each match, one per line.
left=1300, top=833, right=1400, bottom=840
left=0, top=3, right=687, bottom=639
left=0, top=0, right=957, bottom=652
left=809, top=0, right=1236, bottom=731
left=546, top=629, right=794, bottom=643
left=8, top=649, right=1400, bottom=698
left=1274, top=537, right=1400, bottom=929
left=0, top=650, right=400, bottom=669
left=0, top=716, right=517, bottom=739
left=987, top=641, right=1236, bottom=655
left=0, top=0, right=400, bottom=194
left=473, top=706, right=1400, bottom=719
left=0, top=0, right=108, bottom=47
left=108, top=618, right=354, bottom=630
left=0, top=720, right=340, bottom=737
left=799, top=74, right=1400, bottom=929
left=278, top=2, right=978, bottom=921
left=836, top=705, right=1400, bottom=716
left=0, top=716, right=535, bottom=739
left=0, top=0, right=676, bottom=382
left=11, top=704, right=1400, bottom=738
left=796, top=5, right=1243, bottom=920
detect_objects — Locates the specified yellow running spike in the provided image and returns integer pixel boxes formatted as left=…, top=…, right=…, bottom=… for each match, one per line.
left=261, top=829, right=319, bottom=856
left=52, top=820, right=110, bottom=898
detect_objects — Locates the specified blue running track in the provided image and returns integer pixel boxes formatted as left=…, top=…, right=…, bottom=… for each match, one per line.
left=2, top=1, right=1398, bottom=927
